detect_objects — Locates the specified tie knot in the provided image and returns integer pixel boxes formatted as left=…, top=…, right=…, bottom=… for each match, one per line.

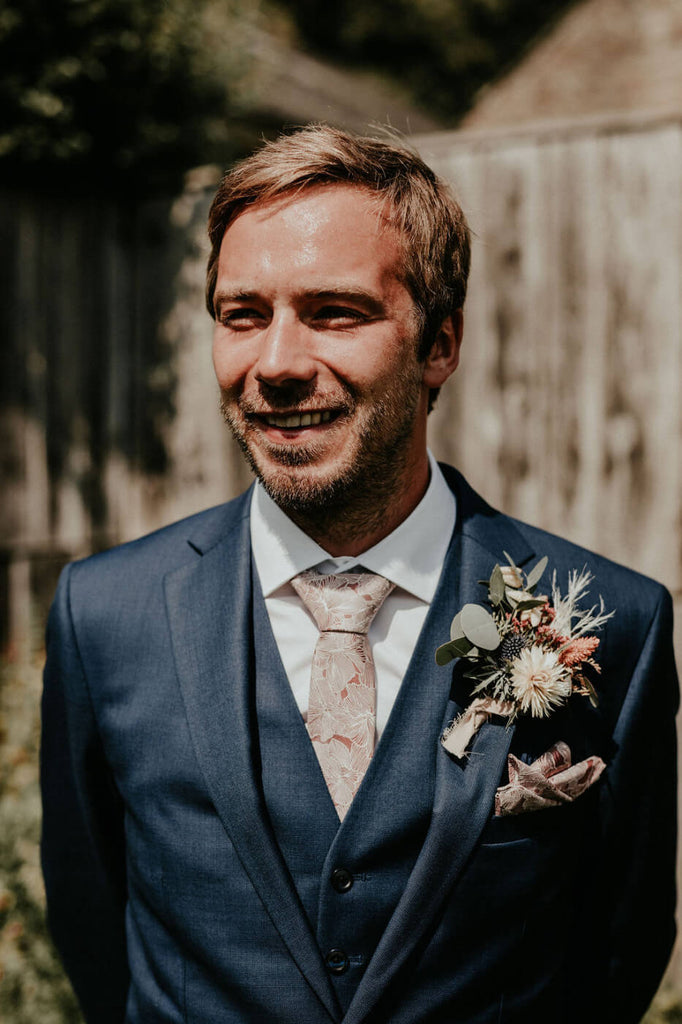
left=291, top=570, right=395, bottom=635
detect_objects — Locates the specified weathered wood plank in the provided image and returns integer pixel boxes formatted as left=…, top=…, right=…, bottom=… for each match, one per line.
left=424, top=121, right=682, bottom=594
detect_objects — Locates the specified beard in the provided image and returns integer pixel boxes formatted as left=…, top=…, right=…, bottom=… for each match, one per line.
left=219, top=363, right=425, bottom=546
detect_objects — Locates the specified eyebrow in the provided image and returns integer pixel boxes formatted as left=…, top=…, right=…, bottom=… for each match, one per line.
left=213, top=289, right=260, bottom=308
left=213, top=286, right=385, bottom=314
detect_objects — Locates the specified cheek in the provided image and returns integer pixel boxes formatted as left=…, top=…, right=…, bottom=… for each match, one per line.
left=356, top=351, right=421, bottom=398
left=212, top=338, right=249, bottom=391
left=331, top=344, right=412, bottom=394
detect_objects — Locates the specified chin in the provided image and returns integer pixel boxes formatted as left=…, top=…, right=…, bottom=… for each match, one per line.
left=254, top=455, right=357, bottom=514
left=229, top=420, right=359, bottom=511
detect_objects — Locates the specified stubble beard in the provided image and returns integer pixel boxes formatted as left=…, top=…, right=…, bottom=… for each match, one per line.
left=219, top=365, right=424, bottom=549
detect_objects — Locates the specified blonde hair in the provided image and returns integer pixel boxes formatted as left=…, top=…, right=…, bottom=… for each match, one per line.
left=206, top=125, right=470, bottom=400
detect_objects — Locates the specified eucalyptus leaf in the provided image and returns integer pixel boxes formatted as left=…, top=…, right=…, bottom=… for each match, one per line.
left=435, top=635, right=474, bottom=665
left=488, top=564, right=505, bottom=606
left=435, top=643, right=456, bottom=666
left=526, top=555, right=549, bottom=591
left=449, top=611, right=464, bottom=641
left=449, top=635, right=476, bottom=658
left=460, top=603, right=501, bottom=651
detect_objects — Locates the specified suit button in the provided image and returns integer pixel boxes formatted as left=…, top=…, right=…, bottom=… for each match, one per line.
left=331, top=867, right=353, bottom=893
left=325, top=949, right=349, bottom=974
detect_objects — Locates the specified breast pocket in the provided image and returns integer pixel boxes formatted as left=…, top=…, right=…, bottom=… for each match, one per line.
left=476, top=791, right=598, bottom=932
left=478, top=801, right=573, bottom=846
left=479, top=783, right=597, bottom=845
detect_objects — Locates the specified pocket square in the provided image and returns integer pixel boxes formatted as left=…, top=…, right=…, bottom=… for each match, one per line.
left=494, top=741, right=606, bottom=817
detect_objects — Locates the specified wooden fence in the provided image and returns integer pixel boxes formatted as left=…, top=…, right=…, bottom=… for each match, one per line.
left=2, top=112, right=681, bottom=642
left=0, top=176, right=251, bottom=654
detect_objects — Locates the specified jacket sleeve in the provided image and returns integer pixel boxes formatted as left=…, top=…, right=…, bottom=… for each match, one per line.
left=40, top=564, right=130, bottom=1023
left=591, top=586, right=678, bottom=1022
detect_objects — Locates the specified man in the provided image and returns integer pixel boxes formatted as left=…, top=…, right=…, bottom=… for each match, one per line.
left=41, top=125, right=677, bottom=1024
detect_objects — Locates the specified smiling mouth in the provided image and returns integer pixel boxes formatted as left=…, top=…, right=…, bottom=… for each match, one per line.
left=259, top=410, right=336, bottom=429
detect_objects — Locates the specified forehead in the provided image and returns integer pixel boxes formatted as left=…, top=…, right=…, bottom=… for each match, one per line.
left=216, top=184, right=406, bottom=288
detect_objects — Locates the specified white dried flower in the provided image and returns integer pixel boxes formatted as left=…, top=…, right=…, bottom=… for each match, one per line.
left=501, top=565, right=523, bottom=588
left=505, top=587, right=533, bottom=606
left=510, top=646, right=571, bottom=718
left=551, top=568, right=614, bottom=638
left=518, top=599, right=548, bottom=628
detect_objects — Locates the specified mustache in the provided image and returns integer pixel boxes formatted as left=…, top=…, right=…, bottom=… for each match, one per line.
left=227, top=381, right=356, bottom=416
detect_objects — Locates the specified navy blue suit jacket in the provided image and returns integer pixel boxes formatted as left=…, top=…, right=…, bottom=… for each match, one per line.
left=41, top=466, right=678, bottom=1023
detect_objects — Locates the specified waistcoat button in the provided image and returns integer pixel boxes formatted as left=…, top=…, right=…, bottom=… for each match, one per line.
left=325, top=948, right=349, bottom=974
left=331, top=867, right=353, bottom=893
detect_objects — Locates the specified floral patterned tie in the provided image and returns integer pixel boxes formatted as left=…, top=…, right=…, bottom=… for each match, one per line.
left=291, top=570, right=396, bottom=820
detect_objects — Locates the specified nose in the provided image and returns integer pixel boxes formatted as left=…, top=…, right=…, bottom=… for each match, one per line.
left=255, top=313, right=317, bottom=387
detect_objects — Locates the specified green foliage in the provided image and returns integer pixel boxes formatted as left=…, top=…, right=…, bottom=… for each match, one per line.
left=0, top=658, right=83, bottom=1023
left=0, top=0, right=580, bottom=191
left=275, top=0, right=576, bottom=122
left=436, top=634, right=475, bottom=664
left=488, top=564, right=505, bottom=606
left=525, top=555, right=548, bottom=590
left=0, top=0, right=247, bottom=193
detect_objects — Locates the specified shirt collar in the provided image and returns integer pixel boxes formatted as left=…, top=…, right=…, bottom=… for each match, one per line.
left=250, top=451, right=456, bottom=603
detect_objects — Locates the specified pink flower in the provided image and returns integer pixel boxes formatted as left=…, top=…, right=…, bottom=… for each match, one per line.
left=559, top=635, right=600, bottom=668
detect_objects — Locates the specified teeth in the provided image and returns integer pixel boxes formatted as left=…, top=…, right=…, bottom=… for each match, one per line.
left=264, top=410, right=333, bottom=428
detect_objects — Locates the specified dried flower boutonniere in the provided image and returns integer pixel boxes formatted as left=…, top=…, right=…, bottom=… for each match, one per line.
left=437, top=555, right=614, bottom=758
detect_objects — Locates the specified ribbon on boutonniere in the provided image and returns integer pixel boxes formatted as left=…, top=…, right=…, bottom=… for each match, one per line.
left=436, top=555, right=614, bottom=759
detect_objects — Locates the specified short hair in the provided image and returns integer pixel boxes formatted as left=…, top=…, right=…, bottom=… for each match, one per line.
left=206, top=125, right=470, bottom=402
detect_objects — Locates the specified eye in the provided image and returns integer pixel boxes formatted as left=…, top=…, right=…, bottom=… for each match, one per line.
left=312, top=306, right=368, bottom=327
left=219, top=308, right=266, bottom=330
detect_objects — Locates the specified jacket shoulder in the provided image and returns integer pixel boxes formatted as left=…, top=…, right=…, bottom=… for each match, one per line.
left=60, top=489, right=252, bottom=612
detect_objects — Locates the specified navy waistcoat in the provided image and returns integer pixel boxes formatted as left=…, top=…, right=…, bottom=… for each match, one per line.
left=253, top=561, right=459, bottom=1012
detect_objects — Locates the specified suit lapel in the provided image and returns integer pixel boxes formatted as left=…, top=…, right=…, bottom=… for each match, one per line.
left=164, top=493, right=341, bottom=1022
left=343, top=468, right=536, bottom=1024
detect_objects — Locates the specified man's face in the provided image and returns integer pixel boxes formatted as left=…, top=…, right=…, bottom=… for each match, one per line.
left=212, top=184, right=434, bottom=515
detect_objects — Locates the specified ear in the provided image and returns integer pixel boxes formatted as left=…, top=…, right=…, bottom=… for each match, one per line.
left=422, top=310, right=463, bottom=389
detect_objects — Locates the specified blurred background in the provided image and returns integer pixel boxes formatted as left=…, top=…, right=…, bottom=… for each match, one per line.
left=2, top=0, right=682, bottom=1019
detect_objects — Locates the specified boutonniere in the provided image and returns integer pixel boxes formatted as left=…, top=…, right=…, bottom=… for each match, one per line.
left=437, top=554, right=614, bottom=758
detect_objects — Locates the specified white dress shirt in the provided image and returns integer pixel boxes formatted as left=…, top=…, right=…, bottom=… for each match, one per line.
left=250, top=452, right=456, bottom=737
